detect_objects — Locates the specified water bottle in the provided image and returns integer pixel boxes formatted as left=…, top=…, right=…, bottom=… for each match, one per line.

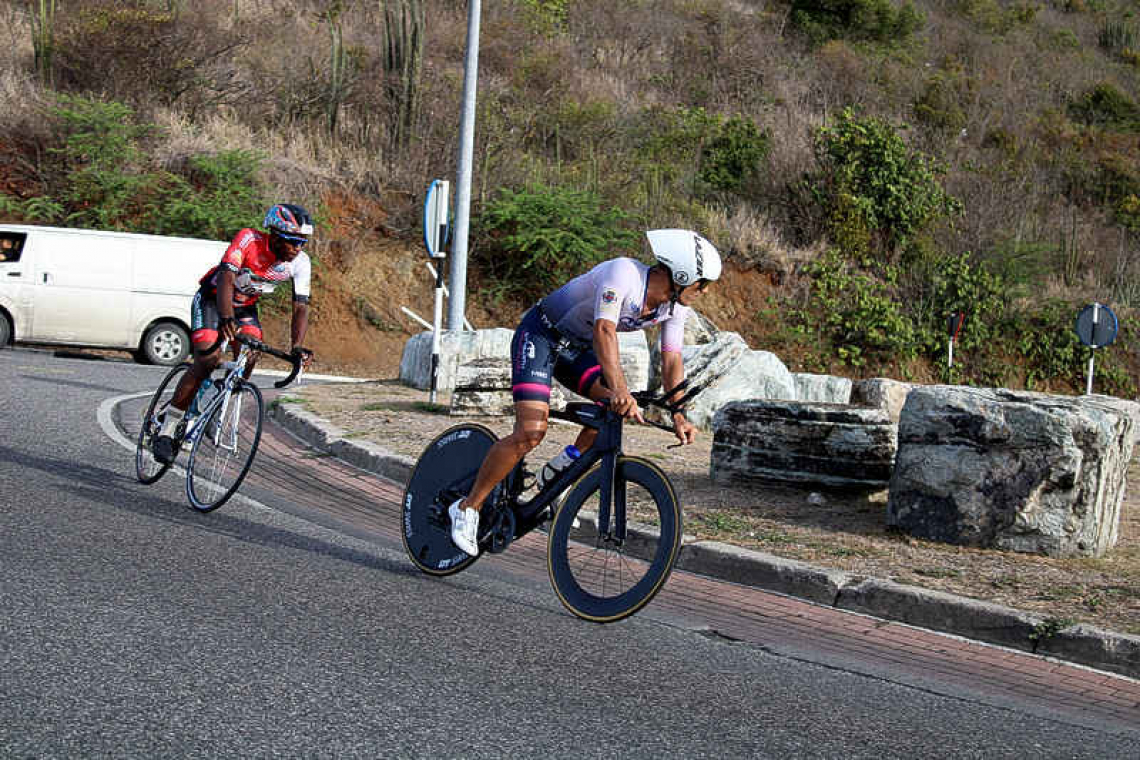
left=536, top=444, right=580, bottom=492
left=189, top=378, right=214, bottom=417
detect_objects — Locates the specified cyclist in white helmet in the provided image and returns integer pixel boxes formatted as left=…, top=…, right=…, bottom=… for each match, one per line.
left=449, top=229, right=722, bottom=555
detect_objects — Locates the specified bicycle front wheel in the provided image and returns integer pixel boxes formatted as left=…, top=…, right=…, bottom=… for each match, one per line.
left=135, top=362, right=191, bottom=484
left=547, top=456, right=682, bottom=623
left=186, top=381, right=264, bottom=512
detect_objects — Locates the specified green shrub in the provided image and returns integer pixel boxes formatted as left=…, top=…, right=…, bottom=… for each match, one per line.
left=50, top=95, right=160, bottom=230
left=914, top=70, right=970, bottom=135
left=474, top=183, right=639, bottom=300
left=9, top=95, right=266, bottom=240
left=1069, top=83, right=1140, bottom=132
left=518, top=0, right=569, bottom=35
left=807, top=108, right=961, bottom=261
left=796, top=250, right=917, bottom=367
left=149, top=150, right=267, bottom=240
left=790, top=0, right=924, bottom=45
left=631, top=106, right=770, bottom=205
left=955, top=0, right=1038, bottom=34
left=915, top=252, right=1009, bottom=353
left=698, top=115, right=771, bottom=194
left=1012, top=298, right=1086, bottom=389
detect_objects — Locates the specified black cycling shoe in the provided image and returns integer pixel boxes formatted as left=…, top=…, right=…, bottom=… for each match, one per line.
left=153, top=435, right=177, bottom=465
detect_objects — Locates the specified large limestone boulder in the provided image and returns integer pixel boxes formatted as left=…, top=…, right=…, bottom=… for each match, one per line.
left=887, top=387, right=1139, bottom=558
left=614, top=331, right=651, bottom=393
left=711, top=400, right=897, bottom=491
left=676, top=333, right=796, bottom=430
left=793, top=373, right=853, bottom=404
left=852, top=377, right=913, bottom=422
left=399, top=329, right=513, bottom=391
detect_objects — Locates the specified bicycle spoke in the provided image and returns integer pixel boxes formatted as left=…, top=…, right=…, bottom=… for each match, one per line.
left=548, top=457, right=682, bottom=622
left=136, top=363, right=190, bottom=484
left=186, top=383, right=263, bottom=512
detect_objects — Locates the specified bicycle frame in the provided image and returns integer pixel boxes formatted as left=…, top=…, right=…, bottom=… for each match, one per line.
left=182, top=344, right=253, bottom=449
left=500, top=377, right=707, bottom=546
left=473, top=402, right=629, bottom=553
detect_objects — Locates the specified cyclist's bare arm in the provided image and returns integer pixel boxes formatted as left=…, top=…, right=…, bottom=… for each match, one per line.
left=290, top=300, right=312, bottom=368
left=661, top=350, right=696, bottom=444
left=592, top=318, right=644, bottom=422
left=215, top=270, right=238, bottom=343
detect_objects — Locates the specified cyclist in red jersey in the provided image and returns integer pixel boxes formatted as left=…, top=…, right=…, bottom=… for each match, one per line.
left=152, top=203, right=316, bottom=464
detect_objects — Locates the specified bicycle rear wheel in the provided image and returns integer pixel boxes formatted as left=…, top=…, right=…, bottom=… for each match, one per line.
left=402, top=423, right=496, bottom=576
left=547, top=456, right=682, bottom=623
left=135, top=362, right=191, bottom=484
left=185, top=380, right=264, bottom=512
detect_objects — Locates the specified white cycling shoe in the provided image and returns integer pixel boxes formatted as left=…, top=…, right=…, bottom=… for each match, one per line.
left=449, top=499, right=480, bottom=556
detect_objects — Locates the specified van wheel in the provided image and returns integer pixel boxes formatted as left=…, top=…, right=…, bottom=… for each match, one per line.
left=0, top=313, right=11, bottom=348
left=141, top=322, right=190, bottom=366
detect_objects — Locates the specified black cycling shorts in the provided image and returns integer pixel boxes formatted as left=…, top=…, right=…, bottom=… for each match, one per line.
left=190, top=288, right=262, bottom=349
left=511, top=305, right=606, bottom=403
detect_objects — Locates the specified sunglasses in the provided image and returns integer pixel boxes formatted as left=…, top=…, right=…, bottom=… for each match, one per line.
left=275, top=233, right=308, bottom=248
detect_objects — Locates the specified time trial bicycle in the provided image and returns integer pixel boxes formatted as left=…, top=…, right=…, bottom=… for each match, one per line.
left=401, top=379, right=705, bottom=623
left=135, top=334, right=306, bottom=512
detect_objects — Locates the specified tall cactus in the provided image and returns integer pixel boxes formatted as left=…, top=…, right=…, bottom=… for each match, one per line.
left=327, top=4, right=348, bottom=136
left=29, top=0, right=57, bottom=87
left=382, top=0, right=424, bottom=151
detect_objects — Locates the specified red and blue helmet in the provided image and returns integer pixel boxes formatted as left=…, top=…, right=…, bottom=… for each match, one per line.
left=263, top=204, right=314, bottom=242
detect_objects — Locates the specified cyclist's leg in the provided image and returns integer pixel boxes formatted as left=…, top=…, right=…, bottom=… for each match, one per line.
left=235, top=307, right=262, bottom=378
left=553, top=349, right=611, bottom=453
left=461, top=400, right=550, bottom=512
left=450, top=308, right=557, bottom=553
left=153, top=290, right=223, bottom=462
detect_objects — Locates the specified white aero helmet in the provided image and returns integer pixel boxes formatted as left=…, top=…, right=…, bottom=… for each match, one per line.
left=646, top=229, right=722, bottom=288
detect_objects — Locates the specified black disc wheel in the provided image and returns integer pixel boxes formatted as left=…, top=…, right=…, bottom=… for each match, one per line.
left=547, top=456, right=682, bottom=623
left=402, top=423, right=497, bottom=576
left=135, top=362, right=191, bottom=484
left=185, top=381, right=263, bottom=512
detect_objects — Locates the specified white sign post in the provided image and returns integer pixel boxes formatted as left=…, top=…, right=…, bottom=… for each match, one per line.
left=423, top=179, right=450, bottom=403
left=1074, top=302, right=1119, bottom=395
left=946, top=311, right=965, bottom=370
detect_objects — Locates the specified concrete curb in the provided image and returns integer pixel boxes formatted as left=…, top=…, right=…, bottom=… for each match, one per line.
left=268, top=398, right=1140, bottom=680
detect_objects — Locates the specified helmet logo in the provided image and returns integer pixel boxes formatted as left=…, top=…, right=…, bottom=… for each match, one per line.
left=675, top=270, right=690, bottom=285
left=693, top=234, right=705, bottom=279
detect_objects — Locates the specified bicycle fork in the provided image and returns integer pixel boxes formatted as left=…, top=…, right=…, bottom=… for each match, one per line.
left=595, top=452, right=627, bottom=546
left=204, top=383, right=242, bottom=453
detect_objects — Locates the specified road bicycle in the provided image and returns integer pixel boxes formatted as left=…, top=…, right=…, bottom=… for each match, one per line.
left=401, top=379, right=705, bottom=623
left=135, top=334, right=305, bottom=512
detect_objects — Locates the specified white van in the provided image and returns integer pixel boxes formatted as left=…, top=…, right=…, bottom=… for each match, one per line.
left=0, top=224, right=227, bottom=365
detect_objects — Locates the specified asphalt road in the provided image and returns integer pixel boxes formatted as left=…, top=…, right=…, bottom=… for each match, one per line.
left=1, top=347, right=1137, bottom=758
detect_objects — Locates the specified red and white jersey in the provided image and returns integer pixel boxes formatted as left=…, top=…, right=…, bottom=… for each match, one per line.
left=199, top=228, right=312, bottom=307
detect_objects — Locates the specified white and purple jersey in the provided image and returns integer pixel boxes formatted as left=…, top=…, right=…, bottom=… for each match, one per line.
left=540, top=257, right=689, bottom=353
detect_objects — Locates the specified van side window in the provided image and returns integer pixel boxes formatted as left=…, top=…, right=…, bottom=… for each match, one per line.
left=0, top=233, right=25, bottom=263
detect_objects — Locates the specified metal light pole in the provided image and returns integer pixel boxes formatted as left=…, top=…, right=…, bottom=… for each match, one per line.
left=447, top=0, right=480, bottom=331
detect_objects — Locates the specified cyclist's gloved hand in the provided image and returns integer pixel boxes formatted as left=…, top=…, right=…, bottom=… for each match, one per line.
left=293, top=347, right=314, bottom=370
left=219, top=316, right=238, bottom=344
